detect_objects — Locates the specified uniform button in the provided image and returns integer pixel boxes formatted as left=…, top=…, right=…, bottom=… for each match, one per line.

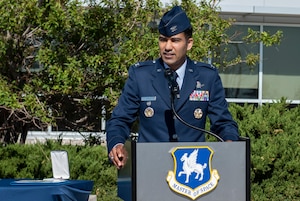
left=172, top=134, right=178, bottom=139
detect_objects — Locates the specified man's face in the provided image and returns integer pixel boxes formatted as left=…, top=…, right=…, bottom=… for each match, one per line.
left=159, top=32, right=193, bottom=70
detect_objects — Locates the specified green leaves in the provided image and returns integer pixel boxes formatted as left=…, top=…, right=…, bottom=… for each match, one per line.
left=245, top=28, right=283, bottom=47
left=229, top=101, right=300, bottom=200
left=0, top=77, right=21, bottom=108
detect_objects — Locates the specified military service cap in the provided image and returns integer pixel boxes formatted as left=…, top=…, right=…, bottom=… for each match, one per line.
left=158, top=6, right=191, bottom=37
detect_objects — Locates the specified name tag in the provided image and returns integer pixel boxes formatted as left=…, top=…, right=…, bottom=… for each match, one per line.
left=189, top=90, right=209, bottom=101
left=141, top=96, right=156, bottom=102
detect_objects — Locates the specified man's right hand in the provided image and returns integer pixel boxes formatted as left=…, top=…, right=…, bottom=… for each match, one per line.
left=108, top=144, right=128, bottom=169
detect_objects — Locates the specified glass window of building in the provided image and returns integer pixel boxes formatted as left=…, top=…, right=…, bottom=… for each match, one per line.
left=218, top=25, right=260, bottom=99
left=263, top=26, right=300, bottom=101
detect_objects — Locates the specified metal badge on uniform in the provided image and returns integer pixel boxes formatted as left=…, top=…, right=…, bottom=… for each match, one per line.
left=196, top=81, right=204, bottom=89
left=189, top=90, right=209, bottom=101
left=144, top=107, right=154, bottom=118
left=194, top=108, right=203, bottom=119
left=170, top=25, right=177, bottom=33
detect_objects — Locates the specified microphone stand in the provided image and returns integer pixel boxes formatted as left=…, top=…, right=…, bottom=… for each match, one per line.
left=170, top=98, right=224, bottom=142
left=165, top=68, right=224, bottom=142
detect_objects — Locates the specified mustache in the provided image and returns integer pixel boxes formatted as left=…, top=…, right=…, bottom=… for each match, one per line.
left=162, top=52, right=175, bottom=55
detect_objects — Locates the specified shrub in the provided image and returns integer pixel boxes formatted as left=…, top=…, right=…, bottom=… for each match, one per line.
left=0, top=102, right=299, bottom=200
left=229, top=101, right=300, bottom=200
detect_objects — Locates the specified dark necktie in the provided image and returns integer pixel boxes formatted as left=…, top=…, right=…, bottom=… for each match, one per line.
left=172, top=71, right=180, bottom=99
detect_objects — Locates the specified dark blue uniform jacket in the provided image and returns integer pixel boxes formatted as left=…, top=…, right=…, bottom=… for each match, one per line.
left=106, top=58, right=239, bottom=152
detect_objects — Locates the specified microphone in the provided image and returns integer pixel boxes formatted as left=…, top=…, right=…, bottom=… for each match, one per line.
left=164, top=68, right=224, bottom=142
left=164, top=68, right=180, bottom=99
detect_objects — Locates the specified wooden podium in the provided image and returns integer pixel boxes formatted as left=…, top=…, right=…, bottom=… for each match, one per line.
left=117, top=137, right=250, bottom=201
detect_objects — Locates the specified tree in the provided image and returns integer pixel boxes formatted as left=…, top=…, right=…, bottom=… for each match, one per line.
left=0, top=0, right=281, bottom=144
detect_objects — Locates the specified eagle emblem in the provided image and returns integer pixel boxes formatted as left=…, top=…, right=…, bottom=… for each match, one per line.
left=166, top=146, right=220, bottom=200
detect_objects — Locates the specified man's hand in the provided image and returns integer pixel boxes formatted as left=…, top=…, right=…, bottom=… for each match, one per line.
left=109, top=144, right=128, bottom=169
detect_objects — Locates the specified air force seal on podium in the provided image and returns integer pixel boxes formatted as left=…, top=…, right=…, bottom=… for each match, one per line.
left=166, top=146, right=220, bottom=200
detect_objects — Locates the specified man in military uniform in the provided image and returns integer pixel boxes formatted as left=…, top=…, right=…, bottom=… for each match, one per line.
left=106, top=6, right=239, bottom=169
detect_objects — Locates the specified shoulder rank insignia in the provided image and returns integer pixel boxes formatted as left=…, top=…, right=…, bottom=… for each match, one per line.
left=166, top=146, right=220, bottom=200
